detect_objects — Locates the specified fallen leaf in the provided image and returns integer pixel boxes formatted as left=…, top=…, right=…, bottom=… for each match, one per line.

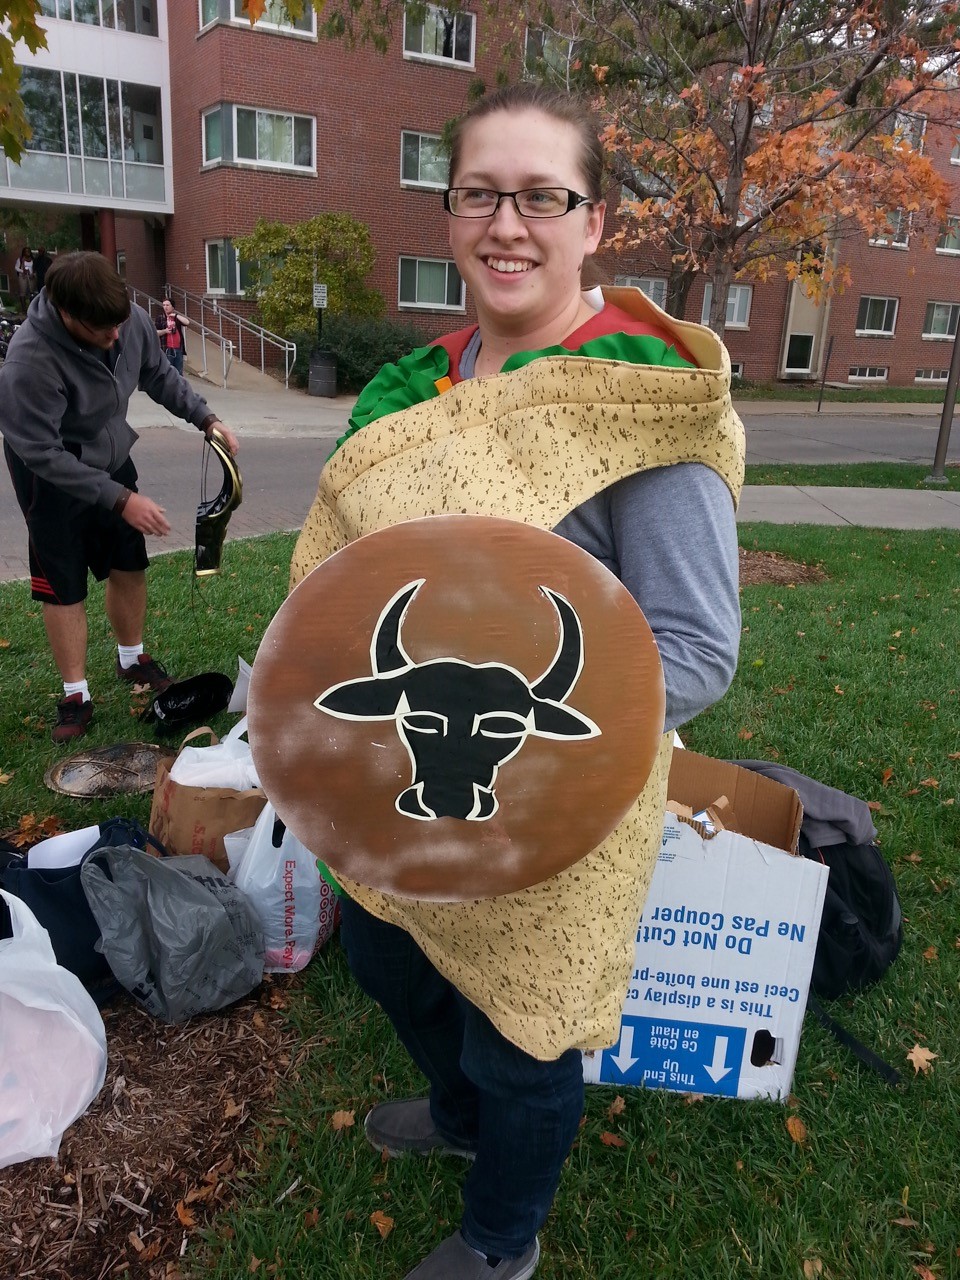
left=913, top=1266, right=937, bottom=1280
left=919, top=777, right=939, bottom=789
left=903, top=851, right=923, bottom=864
left=224, top=1098, right=244, bottom=1119
left=330, top=1109, right=355, bottom=1131
left=923, top=946, right=938, bottom=961
left=128, top=1232, right=145, bottom=1254
left=948, top=751, right=960, bottom=760
left=607, top=1095, right=626, bottom=1119
left=0, top=772, right=12, bottom=786
left=600, top=1131, right=627, bottom=1148
left=737, top=728, right=754, bottom=740
left=786, top=1115, right=808, bottom=1145
left=249, top=1257, right=262, bottom=1274
left=881, top=767, right=894, bottom=786
left=803, top=1260, right=824, bottom=1278
left=906, top=1045, right=937, bottom=1075
left=303, top=1208, right=320, bottom=1230
left=176, top=1200, right=197, bottom=1228
left=892, top=1215, right=919, bottom=1228
left=370, top=1210, right=395, bottom=1239
left=141, top=1242, right=161, bottom=1263
left=834, top=685, right=844, bottom=695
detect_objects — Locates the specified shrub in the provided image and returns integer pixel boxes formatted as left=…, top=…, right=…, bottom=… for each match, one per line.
left=289, top=315, right=430, bottom=392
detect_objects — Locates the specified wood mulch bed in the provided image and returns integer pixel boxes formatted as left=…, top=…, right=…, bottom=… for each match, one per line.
left=739, top=547, right=828, bottom=587
left=1, top=975, right=310, bottom=1280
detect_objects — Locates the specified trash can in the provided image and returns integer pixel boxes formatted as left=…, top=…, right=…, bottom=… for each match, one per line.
left=308, top=349, right=337, bottom=397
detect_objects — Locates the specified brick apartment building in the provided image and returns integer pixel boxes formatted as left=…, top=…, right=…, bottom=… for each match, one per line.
left=3, top=0, right=960, bottom=389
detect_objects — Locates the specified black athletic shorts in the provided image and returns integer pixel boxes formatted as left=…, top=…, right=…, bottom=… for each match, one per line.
left=4, top=442, right=149, bottom=605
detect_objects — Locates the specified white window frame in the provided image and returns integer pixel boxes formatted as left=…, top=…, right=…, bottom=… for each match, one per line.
left=223, top=0, right=316, bottom=35
left=869, top=208, right=910, bottom=249
left=730, top=360, right=744, bottom=379
left=615, top=274, right=668, bottom=310
left=922, top=301, right=960, bottom=341
left=701, top=282, right=753, bottom=329
left=398, top=256, right=465, bottom=311
left=201, top=106, right=223, bottom=166
left=915, top=368, right=950, bottom=383
left=400, top=130, right=449, bottom=190
left=233, top=105, right=315, bottom=173
left=0, top=272, right=10, bottom=293
left=936, top=215, right=960, bottom=255
left=952, top=137, right=960, bottom=165
left=847, top=366, right=888, bottom=382
left=523, top=26, right=576, bottom=81
left=205, top=239, right=230, bottom=295
left=893, top=111, right=926, bottom=153
left=403, top=5, right=475, bottom=68
left=855, top=295, right=898, bottom=337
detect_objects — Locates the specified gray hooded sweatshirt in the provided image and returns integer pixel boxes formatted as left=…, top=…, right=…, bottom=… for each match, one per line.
left=0, top=290, right=214, bottom=511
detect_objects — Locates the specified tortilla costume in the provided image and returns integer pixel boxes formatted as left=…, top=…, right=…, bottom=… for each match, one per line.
left=289, top=286, right=744, bottom=1060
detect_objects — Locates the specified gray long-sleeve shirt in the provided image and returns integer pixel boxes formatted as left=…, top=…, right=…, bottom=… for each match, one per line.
left=0, top=291, right=215, bottom=511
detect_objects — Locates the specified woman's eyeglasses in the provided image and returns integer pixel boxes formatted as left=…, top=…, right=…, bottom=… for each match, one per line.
left=444, top=188, right=594, bottom=219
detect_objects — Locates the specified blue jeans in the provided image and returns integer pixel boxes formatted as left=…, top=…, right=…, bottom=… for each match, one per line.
left=165, top=347, right=184, bottom=375
left=340, top=895, right=584, bottom=1260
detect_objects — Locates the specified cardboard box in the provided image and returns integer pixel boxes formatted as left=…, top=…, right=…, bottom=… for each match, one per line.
left=582, top=752, right=827, bottom=1101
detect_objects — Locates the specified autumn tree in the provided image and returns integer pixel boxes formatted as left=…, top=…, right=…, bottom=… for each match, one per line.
left=0, top=1, right=45, bottom=162
left=232, top=214, right=384, bottom=336
left=526, top=0, right=960, bottom=334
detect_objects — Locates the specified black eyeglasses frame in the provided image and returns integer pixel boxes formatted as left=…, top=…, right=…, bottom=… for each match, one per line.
left=443, top=187, right=594, bottom=219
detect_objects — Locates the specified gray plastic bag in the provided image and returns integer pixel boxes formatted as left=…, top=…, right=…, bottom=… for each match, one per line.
left=80, top=847, right=264, bottom=1023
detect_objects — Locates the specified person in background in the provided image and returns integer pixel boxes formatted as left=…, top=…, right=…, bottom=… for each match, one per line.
left=291, top=83, right=743, bottom=1280
left=33, top=246, right=53, bottom=292
left=155, top=297, right=190, bottom=375
left=14, top=247, right=34, bottom=313
left=0, top=251, right=238, bottom=743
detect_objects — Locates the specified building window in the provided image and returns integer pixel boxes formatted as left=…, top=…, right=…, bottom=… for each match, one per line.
left=952, top=137, right=960, bottom=165
left=785, top=333, right=814, bottom=374
left=0, top=272, right=9, bottom=294
left=922, top=302, right=960, bottom=340
left=855, top=296, right=898, bottom=336
left=524, top=27, right=575, bottom=81
left=615, top=275, right=668, bottom=310
left=403, top=6, right=475, bottom=66
left=916, top=368, right=950, bottom=382
left=848, top=366, right=888, bottom=381
left=228, top=0, right=314, bottom=32
left=730, top=360, right=744, bottom=379
left=400, top=131, right=449, bottom=189
left=398, top=257, right=464, bottom=310
left=869, top=209, right=910, bottom=249
left=202, top=107, right=223, bottom=164
left=893, top=111, right=926, bottom=152
left=701, top=282, right=753, bottom=328
left=39, top=1, right=158, bottom=34
left=115, top=250, right=126, bottom=279
left=936, top=216, right=960, bottom=254
left=203, top=104, right=313, bottom=171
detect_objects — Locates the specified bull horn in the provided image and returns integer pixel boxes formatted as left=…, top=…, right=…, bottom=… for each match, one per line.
left=529, top=587, right=585, bottom=704
left=371, top=579, right=423, bottom=674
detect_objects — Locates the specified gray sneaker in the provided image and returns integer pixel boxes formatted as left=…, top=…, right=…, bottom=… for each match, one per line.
left=363, top=1097, right=476, bottom=1160
left=404, top=1231, right=540, bottom=1280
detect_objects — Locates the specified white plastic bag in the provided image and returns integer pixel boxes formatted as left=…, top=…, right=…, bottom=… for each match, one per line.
left=169, top=715, right=260, bottom=790
left=0, top=890, right=108, bottom=1168
left=226, top=804, right=336, bottom=972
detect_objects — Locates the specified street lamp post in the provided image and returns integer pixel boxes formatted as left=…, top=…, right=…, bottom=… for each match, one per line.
left=926, top=321, right=960, bottom=485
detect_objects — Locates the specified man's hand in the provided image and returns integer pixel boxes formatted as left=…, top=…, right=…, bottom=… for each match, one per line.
left=122, top=492, right=171, bottom=536
left=206, top=420, right=240, bottom=454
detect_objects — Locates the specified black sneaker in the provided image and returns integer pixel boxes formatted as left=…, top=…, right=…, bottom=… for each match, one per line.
left=116, top=653, right=174, bottom=693
left=52, top=693, right=93, bottom=743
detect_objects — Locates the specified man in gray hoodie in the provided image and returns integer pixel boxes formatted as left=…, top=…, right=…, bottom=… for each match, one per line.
left=0, top=252, right=239, bottom=743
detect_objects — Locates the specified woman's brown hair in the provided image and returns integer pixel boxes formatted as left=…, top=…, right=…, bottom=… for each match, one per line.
left=448, top=84, right=605, bottom=203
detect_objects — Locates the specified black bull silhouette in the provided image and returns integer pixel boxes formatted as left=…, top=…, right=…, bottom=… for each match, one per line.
left=314, top=579, right=601, bottom=821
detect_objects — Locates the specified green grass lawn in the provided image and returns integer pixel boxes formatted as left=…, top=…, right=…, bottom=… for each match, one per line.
left=2, top=527, right=959, bottom=1279
left=733, top=380, right=959, bottom=404
left=744, top=463, right=960, bottom=491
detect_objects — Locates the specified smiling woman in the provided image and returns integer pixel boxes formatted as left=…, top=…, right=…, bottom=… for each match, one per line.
left=289, top=81, right=746, bottom=1280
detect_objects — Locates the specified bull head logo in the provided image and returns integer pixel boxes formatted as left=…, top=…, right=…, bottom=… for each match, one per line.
left=314, top=579, right=600, bottom=822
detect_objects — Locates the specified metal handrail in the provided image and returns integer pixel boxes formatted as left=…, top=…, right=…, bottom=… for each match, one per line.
left=163, top=285, right=297, bottom=388
left=128, top=287, right=235, bottom=389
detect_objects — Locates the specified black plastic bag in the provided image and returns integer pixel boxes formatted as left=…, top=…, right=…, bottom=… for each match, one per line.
left=80, top=847, right=264, bottom=1023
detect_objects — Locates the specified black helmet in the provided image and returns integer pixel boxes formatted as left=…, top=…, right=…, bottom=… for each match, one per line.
left=142, top=672, right=234, bottom=733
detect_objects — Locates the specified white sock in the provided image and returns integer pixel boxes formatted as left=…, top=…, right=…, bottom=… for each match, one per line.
left=63, top=679, right=90, bottom=703
left=117, top=643, right=144, bottom=669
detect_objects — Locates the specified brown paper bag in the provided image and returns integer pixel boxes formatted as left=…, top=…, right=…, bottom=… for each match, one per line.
left=149, top=729, right=267, bottom=873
